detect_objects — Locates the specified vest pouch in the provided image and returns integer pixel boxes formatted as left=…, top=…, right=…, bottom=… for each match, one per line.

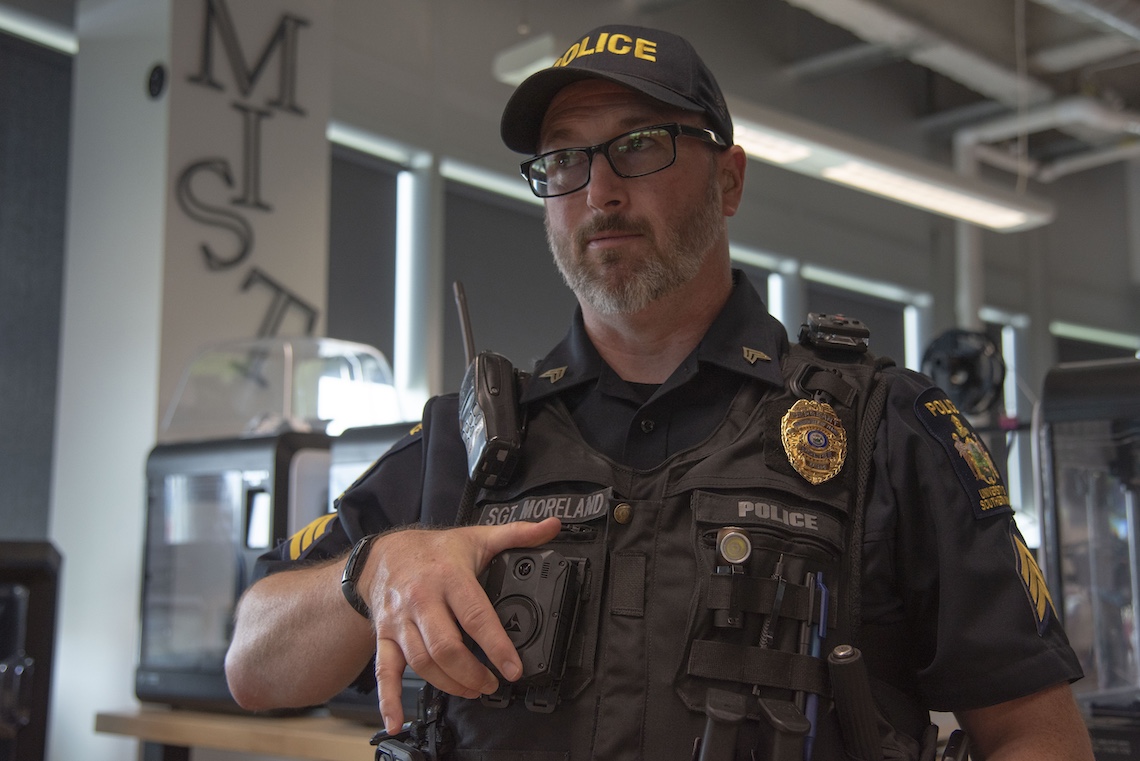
left=676, top=489, right=846, bottom=720
left=542, top=519, right=608, bottom=701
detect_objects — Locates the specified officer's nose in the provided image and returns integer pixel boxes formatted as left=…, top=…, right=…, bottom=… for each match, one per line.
left=585, top=152, right=628, bottom=211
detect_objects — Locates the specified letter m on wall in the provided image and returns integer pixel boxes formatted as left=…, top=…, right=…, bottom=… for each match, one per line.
left=188, top=0, right=309, bottom=114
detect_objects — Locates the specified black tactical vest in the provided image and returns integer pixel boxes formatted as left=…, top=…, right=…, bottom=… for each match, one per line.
left=439, top=343, right=926, bottom=761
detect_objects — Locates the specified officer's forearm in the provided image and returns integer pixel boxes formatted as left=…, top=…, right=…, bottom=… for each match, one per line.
left=225, top=559, right=375, bottom=711
left=955, top=682, right=1094, bottom=761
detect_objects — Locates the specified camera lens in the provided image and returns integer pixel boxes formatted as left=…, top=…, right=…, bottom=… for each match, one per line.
left=514, top=557, right=535, bottom=578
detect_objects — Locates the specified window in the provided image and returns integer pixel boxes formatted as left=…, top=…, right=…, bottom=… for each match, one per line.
left=326, top=145, right=399, bottom=365
left=441, top=181, right=577, bottom=391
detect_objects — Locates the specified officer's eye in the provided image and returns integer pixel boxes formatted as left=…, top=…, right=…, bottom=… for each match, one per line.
left=617, top=128, right=669, bottom=154
left=551, top=150, right=587, bottom=169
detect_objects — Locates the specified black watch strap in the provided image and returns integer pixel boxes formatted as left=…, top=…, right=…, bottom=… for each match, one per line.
left=341, top=533, right=379, bottom=619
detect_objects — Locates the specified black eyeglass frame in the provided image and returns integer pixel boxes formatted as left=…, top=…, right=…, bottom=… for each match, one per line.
left=519, top=122, right=729, bottom=199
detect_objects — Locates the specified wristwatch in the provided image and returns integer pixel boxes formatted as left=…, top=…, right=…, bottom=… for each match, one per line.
left=341, top=533, right=380, bottom=619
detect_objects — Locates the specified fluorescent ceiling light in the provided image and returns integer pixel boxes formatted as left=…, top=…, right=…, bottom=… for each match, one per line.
left=733, top=123, right=812, bottom=164
left=821, top=161, right=1031, bottom=230
left=0, top=6, right=77, bottom=54
left=493, top=33, right=558, bottom=86
left=726, top=96, right=1054, bottom=232
left=1049, top=321, right=1140, bottom=351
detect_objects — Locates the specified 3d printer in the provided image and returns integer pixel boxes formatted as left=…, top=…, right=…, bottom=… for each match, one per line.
left=1035, top=357, right=1140, bottom=758
left=135, top=337, right=405, bottom=710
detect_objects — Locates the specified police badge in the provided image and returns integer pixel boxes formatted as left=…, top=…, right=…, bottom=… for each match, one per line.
left=781, top=399, right=848, bottom=485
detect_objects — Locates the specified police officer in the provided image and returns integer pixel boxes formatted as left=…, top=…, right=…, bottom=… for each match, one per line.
left=225, top=24, right=1094, bottom=761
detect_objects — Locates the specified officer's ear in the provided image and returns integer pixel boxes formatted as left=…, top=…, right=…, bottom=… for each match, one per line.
left=720, top=145, right=747, bottom=218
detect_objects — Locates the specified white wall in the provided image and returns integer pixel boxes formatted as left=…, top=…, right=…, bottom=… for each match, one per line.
left=47, top=2, right=331, bottom=760
left=48, top=1, right=170, bottom=759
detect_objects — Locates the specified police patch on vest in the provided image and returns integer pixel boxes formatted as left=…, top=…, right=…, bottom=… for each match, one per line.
left=915, top=387, right=1013, bottom=519
left=1010, top=523, right=1056, bottom=636
left=693, top=491, right=845, bottom=552
left=780, top=399, right=847, bottom=485
left=477, top=488, right=611, bottom=526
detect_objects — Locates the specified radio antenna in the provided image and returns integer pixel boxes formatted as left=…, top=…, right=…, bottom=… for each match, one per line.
left=453, top=281, right=477, bottom=366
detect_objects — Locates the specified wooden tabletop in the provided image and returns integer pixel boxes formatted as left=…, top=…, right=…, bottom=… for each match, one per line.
left=95, top=706, right=378, bottom=761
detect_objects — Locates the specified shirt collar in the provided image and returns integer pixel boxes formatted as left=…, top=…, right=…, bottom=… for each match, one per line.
left=522, top=269, right=789, bottom=403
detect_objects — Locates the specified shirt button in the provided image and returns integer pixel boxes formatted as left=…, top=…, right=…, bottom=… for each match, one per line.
left=613, top=503, right=633, bottom=524
left=640, top=419, right=655, bottom=433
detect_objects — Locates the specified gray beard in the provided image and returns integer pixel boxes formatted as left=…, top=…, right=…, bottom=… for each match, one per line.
left=546, top=168, right=724, bottom=315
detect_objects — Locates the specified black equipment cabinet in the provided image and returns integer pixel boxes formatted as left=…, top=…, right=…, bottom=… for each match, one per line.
left=1035, top=357, right=1140, bottom=758
left=135, top=432, right=330, bottom=710
left=0, top=541, right=61, bottom=761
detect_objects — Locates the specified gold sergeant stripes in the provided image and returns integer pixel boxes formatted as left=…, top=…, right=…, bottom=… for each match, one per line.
left=288, top=513, right=337, bottom=560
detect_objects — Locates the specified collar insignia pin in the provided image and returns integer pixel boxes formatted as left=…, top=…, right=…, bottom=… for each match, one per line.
left=743, top=347, right=772, bottom=364
left=540, top=366, right=567, bottom=383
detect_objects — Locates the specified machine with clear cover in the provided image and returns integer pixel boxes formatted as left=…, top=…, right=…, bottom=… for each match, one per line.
left=159, top=336, right=405, bottom=442
left=136, top=337, right=406, bottom=710
left=1035, top=357, right=1140, bottom=756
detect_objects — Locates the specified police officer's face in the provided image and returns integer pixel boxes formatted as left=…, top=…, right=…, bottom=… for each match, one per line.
left=538, top=80, right=730, bottom=316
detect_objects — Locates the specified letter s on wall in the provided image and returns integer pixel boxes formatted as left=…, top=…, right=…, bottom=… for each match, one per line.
left=176, top=157, right=254, bottom=270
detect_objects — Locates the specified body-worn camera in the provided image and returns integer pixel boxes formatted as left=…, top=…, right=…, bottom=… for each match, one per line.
left=478, top=547, right=588, bottom=712
left=799, top=313, right=870, bottom=353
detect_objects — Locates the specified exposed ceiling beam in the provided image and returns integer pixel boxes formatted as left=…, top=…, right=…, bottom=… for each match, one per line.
left=1032, top=32, right=1138, bottom=72
left=782, top=0, right=1055, bottom=107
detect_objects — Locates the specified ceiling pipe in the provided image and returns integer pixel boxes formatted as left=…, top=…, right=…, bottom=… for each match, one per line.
left=951, top=148, right=988, bottom=331
left=1030, top=0, right=1140, bottom=44
left=949, top=95, right=1140, bottom=328
left=1036, top=140, right=1140, bottom=181
left=970, top=143, right=1041, bottom=176
left=781, top=0, right=1055, bottom=108
left=954, top=94, right=1140, bottom=147
left=954, top=95, right=1140, bottom=182
left=781, top=0, right=1140, bottom=333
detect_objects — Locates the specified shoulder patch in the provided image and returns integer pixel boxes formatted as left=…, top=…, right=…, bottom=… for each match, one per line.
left=287, top=512, right=338, bottom=560
left=1010, top=523, right=1056, bottom=636
left=914, top=386, right=1012, bottom=519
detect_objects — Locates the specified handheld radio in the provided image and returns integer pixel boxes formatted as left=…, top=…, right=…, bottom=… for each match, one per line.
left=453, top=282, right=523, bottom=493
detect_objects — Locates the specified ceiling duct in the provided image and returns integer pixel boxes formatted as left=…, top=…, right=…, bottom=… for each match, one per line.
left=956, top=95, right=1140, bottom=182
left=783, top=0, right=1140, bottom=180
left=781, top=0, right=1055, bottom=107
left=1031, top=0, right=1140, bottom=43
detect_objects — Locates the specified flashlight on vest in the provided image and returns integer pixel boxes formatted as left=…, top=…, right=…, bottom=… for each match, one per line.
left=714, top=527, right=751, bottom=629
left=717, top=527, right=752, bottom=565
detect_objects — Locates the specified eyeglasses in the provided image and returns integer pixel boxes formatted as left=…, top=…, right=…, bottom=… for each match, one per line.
left=520, top=123, right=728, bottom=198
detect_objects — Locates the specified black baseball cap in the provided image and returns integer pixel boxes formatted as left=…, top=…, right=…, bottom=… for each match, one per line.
left=500, top=24, right=734, bottom=155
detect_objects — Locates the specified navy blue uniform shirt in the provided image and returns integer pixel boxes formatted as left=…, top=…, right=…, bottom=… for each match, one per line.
left=261, top=270, right=1082, bottom=715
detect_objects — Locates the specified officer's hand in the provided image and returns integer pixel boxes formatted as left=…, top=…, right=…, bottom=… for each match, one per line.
left=363, top=516, right=562, bottom=734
